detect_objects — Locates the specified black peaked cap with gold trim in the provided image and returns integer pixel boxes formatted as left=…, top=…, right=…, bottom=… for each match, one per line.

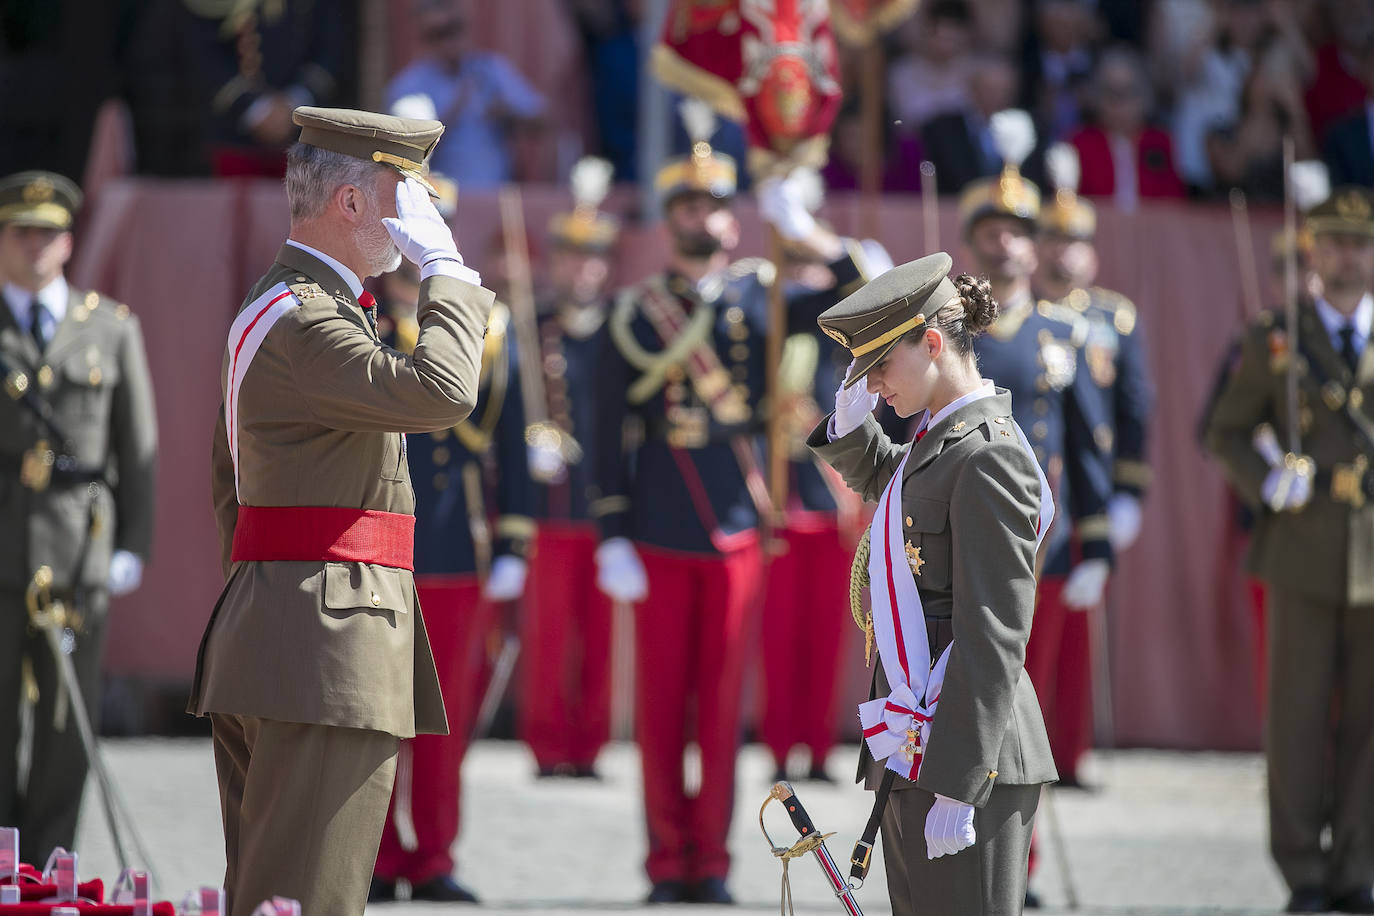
left=292, top=106, right=445, bottom=196
left=1306, top=186, right=1374, bottom=239
left=0, top=171, right=82, bottom=230
left=819, top=251, right=959, bottom=389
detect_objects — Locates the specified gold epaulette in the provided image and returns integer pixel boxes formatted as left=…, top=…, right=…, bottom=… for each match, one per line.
left=728, top=256, right=776, bottom=287
left=1036, top=300, right=1090, bottom=347
left=1090, top=286, right=1138, bottom=335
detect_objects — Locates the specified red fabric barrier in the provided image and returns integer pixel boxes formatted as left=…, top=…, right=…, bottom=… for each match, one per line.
left=72, top=179, right=1276, bottom=750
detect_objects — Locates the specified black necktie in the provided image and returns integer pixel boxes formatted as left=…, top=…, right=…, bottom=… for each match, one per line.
left=30, top=301, right=51, bottom=352
left=1339, top=324, right=1360, bottom=375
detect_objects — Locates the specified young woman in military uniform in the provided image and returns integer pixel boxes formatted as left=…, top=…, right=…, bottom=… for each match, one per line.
left=808, top=252, right=1057, bottom=915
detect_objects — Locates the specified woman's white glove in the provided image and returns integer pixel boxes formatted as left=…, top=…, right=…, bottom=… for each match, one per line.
left=595, top=537, right=648, bottom=603
left=1062, top=557, right=1110, bottom=610
left=925, top=794, right=977, bottom=859
left=107, top=550, right=144, bottom=597
left=833, top=370, right=879, bottom=439
left=482, top=555, right=528, bottom=601
left=1107, top=493, right=1143, bottom=551
left=381, top=178, right=475, bottom=281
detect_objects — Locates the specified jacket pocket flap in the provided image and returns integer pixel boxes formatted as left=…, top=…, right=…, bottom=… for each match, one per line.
left=908, top=497, right=949, bottom=534
left=323, top=562, right=408, bottom=613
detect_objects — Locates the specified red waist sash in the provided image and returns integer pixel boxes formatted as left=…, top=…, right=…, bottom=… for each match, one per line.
left=230, top=506, right=415, bottom=570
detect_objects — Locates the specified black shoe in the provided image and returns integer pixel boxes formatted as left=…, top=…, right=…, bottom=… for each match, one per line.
left=410, top=875, right=478, bottom=903
left=571, top=764, right=601, bottom=779
left=1286, top=887, right=1331, bottom=913
left=805, top=764, right=835, bottom=783
left=536, top=765, right=560, bottom=779
left=367, top=877, right=396, bottom=903
left=1024, top=889, right=1042, bottom=909
left=690, top=877, right=734, bottom=905
left=646, top=880, right=689, bottom=904
left=1333, top=887, right=1374, bottom=913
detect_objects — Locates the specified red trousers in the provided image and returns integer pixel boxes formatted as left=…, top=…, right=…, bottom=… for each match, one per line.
left=1249, top=577, right=1268, bottom=715
left=1024, top=575, right=1094, bottom=781
left=758, top=518, right=854, bottom=769
left=635, top=539, right=764, bottom=883
left=519, top=521, right=613, bottom=770
left=374, top=575, right=493, bottom=884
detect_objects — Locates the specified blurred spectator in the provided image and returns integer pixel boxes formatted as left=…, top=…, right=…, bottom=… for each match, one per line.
left=887, top=0, right=975, bottom=130
left=1020, top=0, right=1103, bottom=142
left=1324, top=42, right=1374, bottom=185
left=195, top=0, right=354, bottom=178
left=966, top=0, right=1024, bottom=55
left=820, top=101, right=924, bottom=193
left=387, top=0, right=546, bottom=189
left=1303, top=0, right=1374, bottom=143
left=566, top=0, right=641, bottom=182
left=1208, top=54, right=1316, bottom=201
left=920, top=54, right=1046, bottom=194
left=1070, top=46, right=1185, bottom=209
left=1163, top=0, right=1313, bottom=193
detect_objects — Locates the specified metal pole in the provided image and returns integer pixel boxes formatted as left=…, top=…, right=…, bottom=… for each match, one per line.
left=637, top=0, right=672, bottom=223
left=1282, top=136, right=1301, bottom=455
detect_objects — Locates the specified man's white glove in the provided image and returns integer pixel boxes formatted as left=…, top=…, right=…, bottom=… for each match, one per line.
left=925, top=794, right=977, bottom=859
left=595, top=537, right=648, bottom=604
left=833, top=369, right=879, bottom=439
left=1107, top=493, right=1143, bottom=552
left=527, top=441, right=567, bottom=484
left=108, top=550, right=144, bottom=597
left=757, top=174, right=818, bottom=242
left=381, top=178, right=476, bottom=281
left=483, top=555, right=528, bottom=601
left=1262, top=464, right=1313, bottom=512
left=1062, top=557, right=1110, bottom=610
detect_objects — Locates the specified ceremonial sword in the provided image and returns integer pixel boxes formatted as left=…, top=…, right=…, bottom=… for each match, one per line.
left=760, top=781, right=864, bottom=916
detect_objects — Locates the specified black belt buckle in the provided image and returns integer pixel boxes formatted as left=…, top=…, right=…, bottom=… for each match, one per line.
left=20, top=439, right=54, bottom=492
left=850, top=839, right=873, bottom=875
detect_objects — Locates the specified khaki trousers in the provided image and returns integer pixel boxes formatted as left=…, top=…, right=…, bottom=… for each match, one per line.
left=211, top=713, right=398, bottom=916
left=881, top=783, right=1040, bottom=916
left=1266, top=589, right=1374, bottom=895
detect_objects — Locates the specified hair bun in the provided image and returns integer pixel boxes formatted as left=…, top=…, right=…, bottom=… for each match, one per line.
left=953, top=274, right=998, bottom=335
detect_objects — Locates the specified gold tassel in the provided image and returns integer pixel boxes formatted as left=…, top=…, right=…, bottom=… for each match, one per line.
left=849, top=529, right=875, bottom=667
left=21, top=656, right=38, bottom=704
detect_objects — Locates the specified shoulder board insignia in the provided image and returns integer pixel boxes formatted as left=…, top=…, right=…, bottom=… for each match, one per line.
left=85, top=291, right=100, bottom=309
left=728, top=257, right=776, bottom=286
left=114, top=303, right=130, bottom=319
left=287, top=281, right=330, bottom=301
left=1065, top=288, right=1091, bottom=312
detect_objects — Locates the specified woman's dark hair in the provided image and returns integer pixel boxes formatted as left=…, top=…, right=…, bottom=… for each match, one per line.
left=921, top=273, right=998, bottom=356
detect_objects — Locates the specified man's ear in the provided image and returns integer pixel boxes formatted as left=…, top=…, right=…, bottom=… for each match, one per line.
left=336, top=183, right=363, bottom=223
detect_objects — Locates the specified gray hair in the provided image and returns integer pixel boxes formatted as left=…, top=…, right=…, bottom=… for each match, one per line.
left=284, top=143, right=386, bottom=223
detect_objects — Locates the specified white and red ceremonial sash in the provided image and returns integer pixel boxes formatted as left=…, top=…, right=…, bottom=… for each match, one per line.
left=858, top=407, right=1053, bottom=781
left=225, top=282, right=298, bottom=500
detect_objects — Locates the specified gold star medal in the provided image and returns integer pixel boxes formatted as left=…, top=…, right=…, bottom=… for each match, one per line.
left=905, top=541, right=925, bottom=576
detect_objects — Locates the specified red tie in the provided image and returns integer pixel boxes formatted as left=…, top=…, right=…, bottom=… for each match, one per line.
left=357, top=290, right=378, bottom=333
left=915, top=427, right=927, bottom=443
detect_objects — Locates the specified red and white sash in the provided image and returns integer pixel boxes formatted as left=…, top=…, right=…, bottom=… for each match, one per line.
left=225, top=282, right=298, bottom=499
left=858, top=410, right=1053, bottom=781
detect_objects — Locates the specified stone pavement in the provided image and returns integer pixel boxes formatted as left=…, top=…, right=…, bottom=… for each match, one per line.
left=71, top=740, right=1288, bottom=914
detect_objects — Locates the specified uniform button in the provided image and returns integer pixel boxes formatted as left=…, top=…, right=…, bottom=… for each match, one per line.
left=370, top=592, right=381, bottom=607
left=732, top=365, right=749, bottom=381
left=1034, top=446, right=1047, bottom=464
left=1034, top=398, right=1049, bottom=415
left=37, top=366, right=53, bottom=388
left=730, top=344, right=749, bottom=361
left=906, top=516, right=913, bottom=527
left=88, top=367, right=102, bottom=385
left=725, top=306, right=745, bottom=324
left=431, top=446, right=450, bottom=466
left=729, top=324, right=750, bottom=341
left=431, top=427, right=450, bottom=442
left=433, top=473, right=448, bottom=490
left=1036, top=377, right=1050, bottom=392
left=993, top=417, right=1005, bottom=424
left=1033, top=421, right=1048, bottom=439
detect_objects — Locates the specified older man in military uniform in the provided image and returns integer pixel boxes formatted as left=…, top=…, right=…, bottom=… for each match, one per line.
left=591, top=116, right=863, bottom=903
left=1033, top=168, right=1154, bottom=785
left=1206, top=187, right=1374, bottom=915
left=0, top=171, right=157, bottom=865
left=187, top=107, right=494, bottom=916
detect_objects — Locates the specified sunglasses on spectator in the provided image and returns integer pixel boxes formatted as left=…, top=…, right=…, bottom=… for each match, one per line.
left=426, top=19, right=465, bottom=42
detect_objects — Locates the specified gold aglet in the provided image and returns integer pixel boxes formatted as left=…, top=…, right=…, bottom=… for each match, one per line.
left=20, top=440, right=54, bottom=492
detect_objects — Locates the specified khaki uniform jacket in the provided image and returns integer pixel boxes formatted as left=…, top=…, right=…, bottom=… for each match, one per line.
left=0, top=286, right=157, bottom=592
left=808, top=390, right=1057, bottom=807
left=1205, top=301, right=1374, bottom=606
left=188, top=244, right=495, bottom=738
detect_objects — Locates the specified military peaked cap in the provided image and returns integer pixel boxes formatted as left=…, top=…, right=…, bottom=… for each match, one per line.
left=292, top=106, right=445, bottom=195
left=0, top=171, right=82, bottom=230
left=958, top=169, right=1041, bottom=236
left=1040, top=189, right=1096, bottom=240
left=1306, top=186, right=1374, bottom=239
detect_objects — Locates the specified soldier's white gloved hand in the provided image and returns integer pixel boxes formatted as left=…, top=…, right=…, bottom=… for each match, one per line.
left=107, top=550, right=143, bottom=597
left=483, top=555, right=528, bottom=601
left=833, top=367, right=879, bottom=439
left=1062, top=557, right=1110, bottom=610
left=925, top=794, right=976, bottom=859
left=1107, top=493, right=1143, bottom=551
left=1262, top=464, right=1313, bottom=512
left=528, top=441, right=566, bottom=484
left=757, top=174, right=818, bottom=242
left=595, top=537, right=648, bottom=603
left=381, top=178, right=476, bottom=281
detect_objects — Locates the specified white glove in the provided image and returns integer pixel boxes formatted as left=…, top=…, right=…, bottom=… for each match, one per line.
left=1262, top=464, right=1313, bottom=512
left=1062, top=557, right=1110, bottom=611
left=1107, top=493, right=1143, bottom=552
left=381, top=178, right=471, bottom=279
left=108, top=550, right=144, bottom=597
left=925, top=794, right=977, bottom=859
left=757, top=174, right=818, bottom=242
left=528, top=441, right=567, bottom=484
left=833, top=367, right=879, bottom=438
left=595, top=537, right=648, bottom=604
left=483, top=555, right=528, bottom=601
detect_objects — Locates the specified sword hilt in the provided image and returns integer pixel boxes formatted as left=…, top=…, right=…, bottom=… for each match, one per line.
left=770, top=781, right=821, bottom=839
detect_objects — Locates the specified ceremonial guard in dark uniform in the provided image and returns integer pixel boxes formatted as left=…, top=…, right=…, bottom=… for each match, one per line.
left=1205, top=187, right=1374, bottom=915
left=519, top=158, right=618, bottom=779
left=955, top=150, right=1114, bottom=846
left=370, top=263, right=534, bottom=904
left=0, top=171, right=157, bottom=865
left=591, top=105, right=860, bottom=904
left=1033, top=144, right=1154, bottom=784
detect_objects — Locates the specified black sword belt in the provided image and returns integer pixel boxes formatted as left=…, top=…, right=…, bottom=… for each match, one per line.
left=0, top=450, right=106, bottom=491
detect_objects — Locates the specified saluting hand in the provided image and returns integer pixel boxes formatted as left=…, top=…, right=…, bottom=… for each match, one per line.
left=382, top=178, right=469, bottom=276
left=483, top=555, right=529, bottom=601
left=832, top=368, right=879, bottom=439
